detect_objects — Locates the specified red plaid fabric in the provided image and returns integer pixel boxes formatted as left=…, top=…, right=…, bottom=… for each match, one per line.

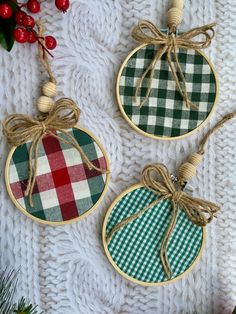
left=8, top=128, right=109, bottom=223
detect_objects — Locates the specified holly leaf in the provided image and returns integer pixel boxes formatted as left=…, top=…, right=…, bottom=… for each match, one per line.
left=0, top=1, right=17, bottom=52
left=0, top=25, right=15, bottom=51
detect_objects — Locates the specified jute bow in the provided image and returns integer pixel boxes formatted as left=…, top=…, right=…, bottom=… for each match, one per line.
left=3, top=98, right=107, bottom=207
left=106, top=163, right=219, bottom=279
left=132, top=20, right=216, bottom=109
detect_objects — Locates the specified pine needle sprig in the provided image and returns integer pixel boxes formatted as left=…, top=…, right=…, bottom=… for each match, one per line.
left=0, top=269, right=42, bottom=314
left=13, top=297, right=42, bottom=314
left=0, top=269, right=17, bottom=314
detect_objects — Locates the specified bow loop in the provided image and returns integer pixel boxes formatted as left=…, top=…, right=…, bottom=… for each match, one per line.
left=179, top=23, right=216, bottom=49
left=142, top=163, right=176, bottom=196
left=3, top=114, right=43, bottom=146
left=43, top=98, right=80, bottom=129
left=181, top=194, right=219, bottom=227
left=178, top=23, right=216, bottom=50
left=132, top=20, right=167, bottom=44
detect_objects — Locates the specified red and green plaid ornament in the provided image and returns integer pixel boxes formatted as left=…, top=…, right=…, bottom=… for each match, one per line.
left=5, top=127, right=110, bottom=225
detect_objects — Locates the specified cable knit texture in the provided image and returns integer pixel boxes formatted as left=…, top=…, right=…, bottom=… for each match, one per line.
left=0, top=0, right=235, bottom=313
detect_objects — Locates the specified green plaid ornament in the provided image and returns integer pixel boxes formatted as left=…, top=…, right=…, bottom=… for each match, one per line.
left=117, top=44, right=217, bottom=139
left=6, top=127, right=110, bottom=225
left=103, top=184, right=204, bottom=286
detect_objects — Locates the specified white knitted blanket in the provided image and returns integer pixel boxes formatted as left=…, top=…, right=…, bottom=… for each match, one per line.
left=0, top=0, right=236, bottom=313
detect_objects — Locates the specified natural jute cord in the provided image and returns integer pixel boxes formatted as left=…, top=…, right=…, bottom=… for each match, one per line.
left=37, top=21, right=56, bottom=84
left=106, top=112, right=236, bottom=279
left=3, top=99, right=108, bottom=207
left=132, top=20, right=216, bottom=109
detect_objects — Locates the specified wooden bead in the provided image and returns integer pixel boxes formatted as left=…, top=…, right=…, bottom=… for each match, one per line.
left=188, top=153, right=203, bottom=166
left=167, top=7, right=183, bottom=27
left=171, top=0, right=184, bottom=10
left=37, top=96, right=54, bottom=113
left=42, top=82, right=57, bottom=98
left=178, top=162, right=196, bottom=181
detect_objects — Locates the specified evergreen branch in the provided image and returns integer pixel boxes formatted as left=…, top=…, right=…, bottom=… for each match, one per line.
left=0, top=269, right=42, bottom=314
left=14, top=297, right=42, bottom=314
left=0, top=269, right=17, bottom=314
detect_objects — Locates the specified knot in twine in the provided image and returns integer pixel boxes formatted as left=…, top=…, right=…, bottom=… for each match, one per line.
left=3, top=98, right=108, bottom=207
left=106, top=163, right=219, bottom=279
left=171, top=190, right=184, bottom=203
left=40, top=121, right=47, bottom=133
left=132, top=20, right=216, bottom=109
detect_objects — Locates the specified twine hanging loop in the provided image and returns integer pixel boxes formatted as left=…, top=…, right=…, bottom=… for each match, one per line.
left=132, top=20, right=216, bottom=108
left=3, top=98, right=108, bottom=207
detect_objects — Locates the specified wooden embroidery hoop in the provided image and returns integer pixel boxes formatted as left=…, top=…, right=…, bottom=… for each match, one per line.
left=5, top=126, right=110, bottom=226
left=102, top=183, right=206, bottom=286
left=116, top=43, right=219, bottom=141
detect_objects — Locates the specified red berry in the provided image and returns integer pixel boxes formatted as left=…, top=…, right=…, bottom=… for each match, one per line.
left=13, top=27, right=29, bottom=43
left=27, top=0, right=40, bottom=14
left=22, top=15, right=35, bottom=28
left=15, top=10, right=27, bottom=25
left=0, top=3, right=13, bottom=19
left=27, top=30, right=37, bottom=43
left=55, top=0, right=70, bottom=12
left=45, top=36, right=57, bottom=50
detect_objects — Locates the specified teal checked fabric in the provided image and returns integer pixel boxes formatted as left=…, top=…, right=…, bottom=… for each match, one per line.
left=8, top=128, right=108, bottom=223
left=118, top=45, right=217, bottom=138
left=106, top=186, right=203, bottom=284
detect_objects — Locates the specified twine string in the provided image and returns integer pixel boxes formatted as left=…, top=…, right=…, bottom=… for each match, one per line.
left=198, top=112, right=236, bottom=154
left=3, top=98, right=108, bottom=206
left=36, top=22, right=56, bottom=83
left=132, top=20, right=216, bottom=109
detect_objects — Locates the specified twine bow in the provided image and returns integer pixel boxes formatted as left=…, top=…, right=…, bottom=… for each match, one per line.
left=132, top=20, right=216, bottom=109
left=3, top=98, right=107, bottom=207
left=106, top=163, right=219, bottom=279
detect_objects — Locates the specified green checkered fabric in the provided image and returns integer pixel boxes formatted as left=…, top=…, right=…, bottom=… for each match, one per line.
left=106, top=186, right=203, bottom=283
left=119, top=45, right=217, bottom=138
left=8, top=128, right=108, bottom=223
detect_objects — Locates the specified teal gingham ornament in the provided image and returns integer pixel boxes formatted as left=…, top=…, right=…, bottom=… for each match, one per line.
left=103, top=184, right=205, bottom=285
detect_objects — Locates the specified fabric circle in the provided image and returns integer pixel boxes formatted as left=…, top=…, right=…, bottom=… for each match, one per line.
left=117, top=45, right=217, bottom=139
left=6, top=127, right=110, bottom=224
left=103, top=185, right=204, bottom=285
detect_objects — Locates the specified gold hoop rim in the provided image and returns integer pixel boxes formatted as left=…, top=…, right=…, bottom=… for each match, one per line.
left=116, top=43, right=219, bottom=141
left=5, top=126, right=111, bottom=226
left=102, top=183, right=206, bottom=286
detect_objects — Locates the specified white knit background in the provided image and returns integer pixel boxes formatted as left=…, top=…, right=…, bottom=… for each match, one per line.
left=0, top=0, right=236, bottom=313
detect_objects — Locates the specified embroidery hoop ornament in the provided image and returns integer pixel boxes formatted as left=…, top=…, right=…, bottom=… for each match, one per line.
left=4, top=22, right=110, bottom=225
left=103, top=112, right=236, bottom=286
left=116, top=0, right=218, bottom=140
